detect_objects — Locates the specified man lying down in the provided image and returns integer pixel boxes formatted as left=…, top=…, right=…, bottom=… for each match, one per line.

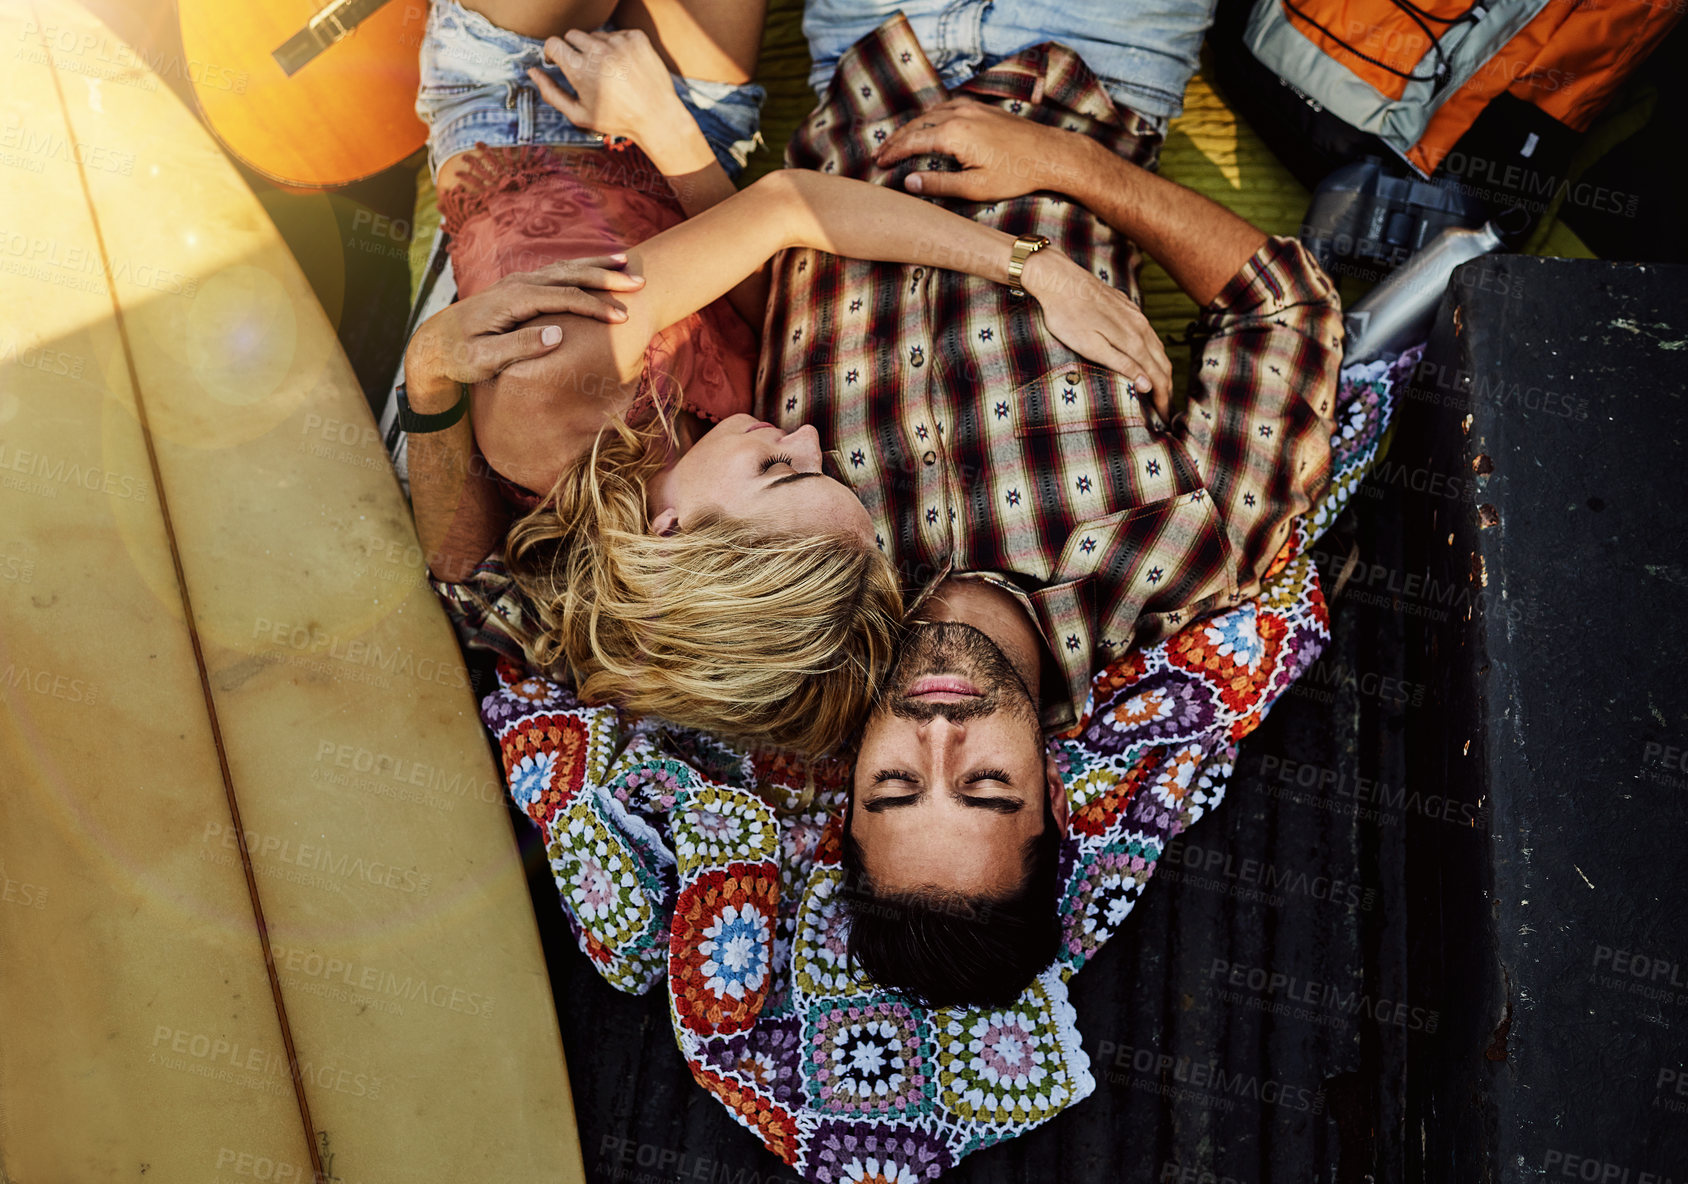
left=398, top=0, right=1360, bottom=1176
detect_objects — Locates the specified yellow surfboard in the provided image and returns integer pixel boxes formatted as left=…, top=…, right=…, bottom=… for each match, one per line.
left=0, top=3, right=584, bottom=1180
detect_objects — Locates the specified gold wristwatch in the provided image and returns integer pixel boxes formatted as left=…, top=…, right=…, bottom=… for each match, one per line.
left=1006, top=234, right=1051, bottom=298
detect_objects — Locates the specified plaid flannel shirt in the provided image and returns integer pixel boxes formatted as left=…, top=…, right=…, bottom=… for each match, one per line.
left=757, top=14, right=1344, bottom=729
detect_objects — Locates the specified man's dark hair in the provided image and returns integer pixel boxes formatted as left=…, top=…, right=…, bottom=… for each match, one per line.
left=839, top=791, right=1063, bottom=1009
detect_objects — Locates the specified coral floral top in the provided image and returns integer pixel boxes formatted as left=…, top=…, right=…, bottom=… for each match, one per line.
left=440, top=143, right=758, bottom=512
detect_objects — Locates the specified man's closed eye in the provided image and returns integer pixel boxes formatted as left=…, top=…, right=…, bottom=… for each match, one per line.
left=863, top=770, right=1025, bottom=814
left=864, top=794, right=921, bottom=811
left=863, top=795, right=1022, bottom=814
left=962, top=796, right=1024, bottom=814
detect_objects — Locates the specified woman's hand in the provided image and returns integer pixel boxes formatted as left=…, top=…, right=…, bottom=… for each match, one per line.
left=403, top=256, right=645, bottom=406
left=872, top=97, right=1089, bottom=203
left=1020, top=250, right=1174, bottom=422
left=527, top=29, right=714, bottom=176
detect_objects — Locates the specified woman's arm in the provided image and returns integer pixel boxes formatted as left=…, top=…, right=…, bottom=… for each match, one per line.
left=527, top=28, right=736, bottom=219
left=596, top=169, right=1170, bottom=396
left=526, top=28, right=768, bottom=325
left=626, top=169, right=1016, bottom=332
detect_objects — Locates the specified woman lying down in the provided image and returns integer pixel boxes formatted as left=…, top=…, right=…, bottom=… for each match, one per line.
left=403, top=0, right=1166, bottom=754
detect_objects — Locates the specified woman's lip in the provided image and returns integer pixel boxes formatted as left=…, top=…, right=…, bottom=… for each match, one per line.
left=744, top=418, right=780, bottom=433
left=905, top=675, right=979, bottom=698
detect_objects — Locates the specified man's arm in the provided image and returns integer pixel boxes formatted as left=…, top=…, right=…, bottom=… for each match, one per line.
left=404, top=371, right=510, bottom=584
left=1059, top=135, right=1267, bottom=307
left=874, top=97, right=1266, bottom=306
left=480, top=661, right=680, bottom=996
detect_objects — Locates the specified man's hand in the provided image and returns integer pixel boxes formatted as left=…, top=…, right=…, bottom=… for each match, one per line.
left=876, top=99, right=1174, bottom=416
left=403, top=256, right=645, bottom=408
left=1020, top=251, right=1174, bottom=422
left=873, top=97, right=1089, bottom=202
left=527, top=29, right=714, bottom=176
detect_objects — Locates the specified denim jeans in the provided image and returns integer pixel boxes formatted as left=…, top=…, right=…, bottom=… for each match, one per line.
left=803, top=0, right=1217, bottom=134
left=415, top=0, right=765, bottom=179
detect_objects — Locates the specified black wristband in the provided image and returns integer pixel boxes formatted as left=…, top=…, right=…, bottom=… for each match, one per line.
left=396, top=382, right=469, bottom=434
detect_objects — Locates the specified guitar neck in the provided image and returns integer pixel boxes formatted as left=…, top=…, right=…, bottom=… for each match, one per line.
left=273, top=0, right=397, bottom=76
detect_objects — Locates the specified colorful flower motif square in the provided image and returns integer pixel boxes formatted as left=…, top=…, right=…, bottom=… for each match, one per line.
left=1070, top=748, right=1162, bottom=837
left=548, top=804, right=659, bottom=953
left=672, top=863, right=781, bottom=1035
left=1146, top=744, right=1205, bottom=813
left=1059, top=836, right=1158, bottom=966
left=481, top=690, right=518, bottom=724
left=499, top=712, right=592, bottom=824
left=673, top=783, right=779, bottom=876
left=1064, top=761, right=1137, bottom=816
left=1076, top=649, right=1151, bottom=721
left=484, top=663, right=577, bottom=724
left=506, top=674, right=565, bottom=710
left=692, top=1065, right=801, bottom=1164
left=803, top=1121, right=953, bottom=1184
left=1204, top=603, right=1267, bottom=669
left=934, top=984, right=1074, bottom=1125
left=793, top=867, right=869, bottom=998
left=699, top=1016, right=805, bottom=1108
left=1166, top=603, right=1289, bottom=715
left=506, top=750, right=557, bottom=814
left=750, top=748, right=848, bottom=799
left=1081, top=669, right=1217, bottom=752
left=614, top=762, right=685, bottom=815
left=804, top=998, right=933, bottom=1118
left=1260, top=548, right=1314, bottom=612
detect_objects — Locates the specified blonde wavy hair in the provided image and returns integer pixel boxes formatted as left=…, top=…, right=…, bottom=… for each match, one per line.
left=503, top=408, right=905, bottom=756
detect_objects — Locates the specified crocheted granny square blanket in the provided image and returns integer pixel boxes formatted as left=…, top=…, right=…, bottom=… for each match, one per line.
left=479, top=348, right=1421, bottom=1181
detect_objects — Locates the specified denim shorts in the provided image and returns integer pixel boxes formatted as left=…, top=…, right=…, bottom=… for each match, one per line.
left=416, top=0, right=766, bottom=180
left=803, top=0, right=1217, bottom=134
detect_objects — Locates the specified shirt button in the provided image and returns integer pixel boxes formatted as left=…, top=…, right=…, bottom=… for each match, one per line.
left=1064, top=372, right=1080, bottom=385
left=922, top=451, right=937, bottom=466
left=913, top=267, right=925, bottom=279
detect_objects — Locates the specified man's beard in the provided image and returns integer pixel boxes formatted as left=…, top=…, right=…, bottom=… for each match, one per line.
left=880, top=621, right=1040, bottom=726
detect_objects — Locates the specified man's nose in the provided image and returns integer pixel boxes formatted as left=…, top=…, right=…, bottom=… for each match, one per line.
left=915, top=713, right=966, bottom=773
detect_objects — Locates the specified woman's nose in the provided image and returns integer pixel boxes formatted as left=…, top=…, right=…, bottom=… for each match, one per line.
left=783, top=423, right=823, bottom=465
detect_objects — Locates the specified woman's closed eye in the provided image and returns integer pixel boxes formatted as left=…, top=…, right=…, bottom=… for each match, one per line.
left=757, top=453, right=796, bottom=475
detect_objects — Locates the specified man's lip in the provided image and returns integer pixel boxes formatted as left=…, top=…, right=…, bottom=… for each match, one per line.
left=905, top=675, right=980, bottom=698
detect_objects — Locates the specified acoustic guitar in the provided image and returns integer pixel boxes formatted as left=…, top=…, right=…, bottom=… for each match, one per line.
left=176, top=0, right=431, bottom=188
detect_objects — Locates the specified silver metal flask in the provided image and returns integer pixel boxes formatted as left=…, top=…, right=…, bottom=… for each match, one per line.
left=1342, top=222, right=1505, bottom=363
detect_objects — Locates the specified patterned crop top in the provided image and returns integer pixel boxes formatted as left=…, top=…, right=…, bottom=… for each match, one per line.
left=441, top=142, right=758, bottom=510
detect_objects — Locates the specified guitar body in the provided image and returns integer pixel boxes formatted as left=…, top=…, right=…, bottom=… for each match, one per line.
left=176, top=0, right=431, bottom=187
